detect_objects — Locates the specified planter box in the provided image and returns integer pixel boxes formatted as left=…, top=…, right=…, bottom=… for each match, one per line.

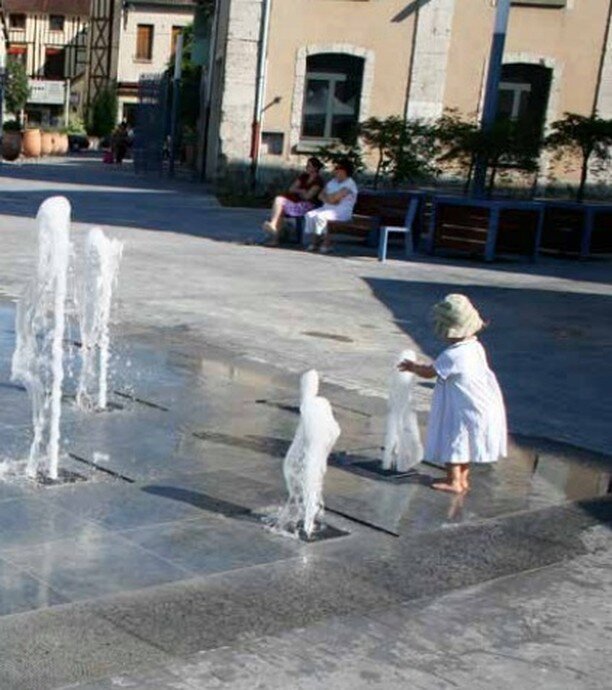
left=428, top=196, right=543, bottom=262
left=540, top=201, right=612, bottom=257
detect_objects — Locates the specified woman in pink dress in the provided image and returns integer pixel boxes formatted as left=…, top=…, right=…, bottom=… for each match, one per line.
left=262, top=157, right=324, bottom=246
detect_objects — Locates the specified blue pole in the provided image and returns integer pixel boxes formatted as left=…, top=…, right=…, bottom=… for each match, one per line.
left=168, top=33, right=183, bottom=178
left=473, top=0, right=511, bottom=197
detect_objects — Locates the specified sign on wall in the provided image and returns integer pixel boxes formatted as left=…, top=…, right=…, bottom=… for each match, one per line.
left=28, top=80, right=66, bottom=105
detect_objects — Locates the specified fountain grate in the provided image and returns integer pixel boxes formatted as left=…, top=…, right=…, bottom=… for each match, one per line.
left=35, top=468, right=88, bottom=486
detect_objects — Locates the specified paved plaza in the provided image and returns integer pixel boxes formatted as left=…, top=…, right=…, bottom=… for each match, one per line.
left=0, top=156, right=610, bottom=689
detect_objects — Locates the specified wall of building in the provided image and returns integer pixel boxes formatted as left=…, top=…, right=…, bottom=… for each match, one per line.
left=116, top=4, right=193, bottom=121
left=204, top=0, right=262, bottom=178
left=205, top=0, right=416, bottom=177
left=204, top=0, right=612, bottom=186
left=444, top=0, right=610, bottom=123
left=6, top=13, right=88, bottom=79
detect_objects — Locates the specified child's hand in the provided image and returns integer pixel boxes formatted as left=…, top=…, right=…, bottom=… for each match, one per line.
left=398, top=359, right=415, bottom=372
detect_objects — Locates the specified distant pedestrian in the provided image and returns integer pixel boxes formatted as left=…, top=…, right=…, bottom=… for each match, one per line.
left=398, top=294, right=507, bottom=493
left=112, top=122, right=129, bottom=165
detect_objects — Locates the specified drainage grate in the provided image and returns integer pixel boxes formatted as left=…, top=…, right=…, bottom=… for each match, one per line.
left=301, top=331, right=354, bottom=343
left=68, top=453, right=135, bottom=483
left=113, top=390, right=170, bottom=412
left=35, top=468, right=88, bottom=486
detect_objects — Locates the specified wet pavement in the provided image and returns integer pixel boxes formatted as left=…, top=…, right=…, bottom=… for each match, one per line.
left=0, top=299, right=610, bottom=631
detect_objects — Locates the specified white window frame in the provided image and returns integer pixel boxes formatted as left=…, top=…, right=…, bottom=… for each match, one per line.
left=499, top=81, right=532, bottom=120
left=302, top=70, right=349, bottom=140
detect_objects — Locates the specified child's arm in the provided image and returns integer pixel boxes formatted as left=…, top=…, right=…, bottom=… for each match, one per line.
left=398, top=359, right=437, bottom=379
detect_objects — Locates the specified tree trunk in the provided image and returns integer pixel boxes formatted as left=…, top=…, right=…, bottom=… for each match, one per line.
left=577, top=152, right=590, bottom=203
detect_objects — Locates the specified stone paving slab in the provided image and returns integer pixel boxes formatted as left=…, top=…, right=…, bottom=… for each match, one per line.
left=60, top=528, right=612, bottom=690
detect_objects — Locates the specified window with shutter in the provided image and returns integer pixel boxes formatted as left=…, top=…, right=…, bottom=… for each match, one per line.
left=136, top=24, right=154, bottom=61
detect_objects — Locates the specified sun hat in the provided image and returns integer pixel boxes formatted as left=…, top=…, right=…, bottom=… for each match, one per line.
left=432, top=294, right=484, bottom=339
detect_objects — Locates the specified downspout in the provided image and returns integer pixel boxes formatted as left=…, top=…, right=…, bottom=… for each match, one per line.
left=593, top=0, right=612, bottom=116
left=250, top=0, right=271, bottom=188
left=200, top=0, right=220, bottom=182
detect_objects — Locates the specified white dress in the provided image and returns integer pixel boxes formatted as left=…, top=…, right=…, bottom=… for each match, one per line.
left=303, top=178, right=359, bottom=237
left=425, top=339, right=507, bottom=464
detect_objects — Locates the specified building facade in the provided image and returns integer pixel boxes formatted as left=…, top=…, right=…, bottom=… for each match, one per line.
left=116, top=0, right=195, bottom=124
left=203, top=0, right=612, bottom=183
left=3, top=0, right=90, bottom=126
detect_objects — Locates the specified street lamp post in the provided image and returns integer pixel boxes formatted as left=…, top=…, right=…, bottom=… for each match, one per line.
left=0, top=52, right=5, bottom=167
left=168, top=32, right=184, bottom=178
left=472, top=0, right=511, bottom=197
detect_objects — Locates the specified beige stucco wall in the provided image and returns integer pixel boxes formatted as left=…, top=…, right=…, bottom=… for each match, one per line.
left=206, top=0, right=612, bottom=186
left=260, top=0, right=416, bottom=163
left=117, top=6, right=193, bottom=85
left=444, top=0, right=610, bottom=122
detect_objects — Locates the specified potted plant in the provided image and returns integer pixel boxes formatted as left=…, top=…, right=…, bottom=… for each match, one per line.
left=2, top=120, right=22, bottom=161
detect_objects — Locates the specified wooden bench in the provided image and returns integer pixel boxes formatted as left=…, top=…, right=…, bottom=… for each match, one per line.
left=428, top=196, right=544, bottom=262
left=326, top=190, right=425, bottom=253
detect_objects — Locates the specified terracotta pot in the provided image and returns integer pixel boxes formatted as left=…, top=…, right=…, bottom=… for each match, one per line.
left=22, top=128, right=42, bottom=158
left=2, top=131, right=22, bottom=161
left=41, top=132, right=54, bottom=156
left=58, top=133, right=69, bottom=155
left=50, top=134, right=61, bottom=155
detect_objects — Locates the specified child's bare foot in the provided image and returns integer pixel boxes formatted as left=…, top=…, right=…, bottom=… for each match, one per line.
left=432, top=481, right=464, bottom=494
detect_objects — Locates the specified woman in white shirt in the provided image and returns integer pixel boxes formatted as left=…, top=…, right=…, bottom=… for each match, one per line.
left=303, top=158, right=358, bottom=254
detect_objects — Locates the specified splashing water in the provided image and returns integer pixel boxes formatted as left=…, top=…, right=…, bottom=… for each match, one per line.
left=11, top=197, right=72, bottom=480
left=277, top=369, right=341, bottom=538
left=76, top=228, right=123, bottom=410
left=382, top=349, right=423, bottom=473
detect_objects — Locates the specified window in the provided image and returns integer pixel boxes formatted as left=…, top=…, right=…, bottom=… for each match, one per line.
left=496, top=63, right=552, bottom=143
left=44, top=48, right=65, bottom=79
left=512, top=1, right=566, bottom=7
left=301, top=54, right=364, bottom=141
left=9, top=13, right=26, bottom=30
left=7, top=44, right=27, bottom=66
left=49, top=15, right=65, bottom=32
left=171, top=26, right=182, bottom=55
left=261, top=132, right=284, bottom=156
left=136, top=24, right=154, bottom=61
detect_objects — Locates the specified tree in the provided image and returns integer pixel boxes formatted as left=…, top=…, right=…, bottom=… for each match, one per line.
left=360, top=116, right=437, bottom=188
left=89, top=86, right=118, bottom=137
left=435, top=111, right=540, bottom=196
left=434, top=110, right=480, bottom=193
left=545, top=113, right=612, bottom=202
left=4, top=58, right=30, bottom=124
left=166, top=23, right=202, bottom=130
left=315, top=139, right=366, bottom=176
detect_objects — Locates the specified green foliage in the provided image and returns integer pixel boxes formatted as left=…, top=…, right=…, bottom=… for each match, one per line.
left=314, top=140, right=366, bottom=176
left=2, top=119, right=22, bottom=132
left=359, top=116, right=438, bottom=188
left=434, top=110, right=541, bottom=195
left=89, top=87, right=118, bottom=137
left=166, top=23, right=202, bottom=130
left=66, top=116, right=86, bottom=135
left=545, top=112, right=612, bottom=202
left=4, top=58, right=30, bottom=121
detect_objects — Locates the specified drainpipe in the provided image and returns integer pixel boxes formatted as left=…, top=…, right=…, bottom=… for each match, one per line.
left=593, top=0, right=612, bottom=116
left=250, top=0, right=271, bottom=189
left=200, top=0, right=220, bottom=182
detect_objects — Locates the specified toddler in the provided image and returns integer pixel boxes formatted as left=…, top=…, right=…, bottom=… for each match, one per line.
left=399, top=294, right=507, bottom=493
